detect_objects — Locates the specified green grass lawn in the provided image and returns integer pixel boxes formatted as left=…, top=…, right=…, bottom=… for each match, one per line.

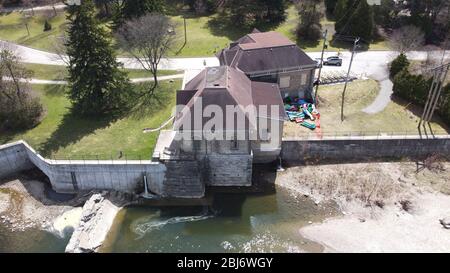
left=23, top=63, right=182, bottom=81
left=0, top=80, right=180, bottom=159
left=0, top=6, right=389, bottom=57
left=284, top=80, right=449, bottom=137
left=0, top=10, right=67, bottom=52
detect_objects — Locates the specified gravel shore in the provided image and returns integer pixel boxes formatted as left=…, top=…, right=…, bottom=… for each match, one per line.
left=276, top=160, right=450, bottom=252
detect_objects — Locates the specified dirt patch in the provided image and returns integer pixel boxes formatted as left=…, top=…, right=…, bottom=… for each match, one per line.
left=276, top=160, right=450, bottom=252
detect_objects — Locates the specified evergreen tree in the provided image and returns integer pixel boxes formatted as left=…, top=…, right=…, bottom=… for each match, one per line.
left=262, top=0, right=286, bottom=23
left=65, top=0, right=130, bottom=115
left=296, top=0, right=322, bottom=42
left=335, top=0, right=374, bottom=42
left=324, top=0, right=338, bottom=15
left=223, top=0, right=286, bottom=28
left=122, top=0, right=165, bottom=20
left=389, top=53, right=410, bottom=79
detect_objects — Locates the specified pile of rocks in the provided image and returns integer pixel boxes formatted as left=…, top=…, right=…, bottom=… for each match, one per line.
left=65, top=191, right=135, bottom=253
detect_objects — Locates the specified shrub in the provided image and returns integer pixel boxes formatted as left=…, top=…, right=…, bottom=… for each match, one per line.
left=393, top=68, right=431, bottom=104
left=390, top=53, right=410, bottom=79
left=0, top=85, right=44, bottom=130
left=44, top=20, right=52, bottom=32
left=438, top=84, right=450, bottom=125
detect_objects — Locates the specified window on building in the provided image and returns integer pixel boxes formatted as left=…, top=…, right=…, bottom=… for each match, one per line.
left=301, top=73, right=308, bottom=85
left=279, top=76, right=291, bottom=88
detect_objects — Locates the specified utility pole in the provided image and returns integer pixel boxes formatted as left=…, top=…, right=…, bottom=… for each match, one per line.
left=183, top=16, right=187, bottom=47
left=340, top=37, right=360, bottom=122
left=440, top=37, right=448, bottom=65
left=314, top=29, right=328, bottom=105
left=418, top=62, right=450, bottom=129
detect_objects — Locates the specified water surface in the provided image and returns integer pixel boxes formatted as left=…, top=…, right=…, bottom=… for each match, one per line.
left=104, top=186, right=337, bottom=253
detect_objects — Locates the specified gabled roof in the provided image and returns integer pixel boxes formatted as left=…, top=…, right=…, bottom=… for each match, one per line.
left=174, top=66, right=285, bottom=134
left=217, top=31, right=316, bottom=74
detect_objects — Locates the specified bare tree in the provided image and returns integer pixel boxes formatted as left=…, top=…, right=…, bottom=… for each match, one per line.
left=22, top=0, right=35, bottom=15
left=388, top=25, right=425, bottom=53
left=51, top=33, right=70, bottom=65
left=116, top=13, right=178, bottom=95
left=0, top=45, right=43, bottom=130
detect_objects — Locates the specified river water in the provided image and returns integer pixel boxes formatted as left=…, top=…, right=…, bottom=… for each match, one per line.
left=0, top=185, right=338, bottom=253
left=102, top=186, right=338, bottom=253
left=0, top=224, right=69, bottom=253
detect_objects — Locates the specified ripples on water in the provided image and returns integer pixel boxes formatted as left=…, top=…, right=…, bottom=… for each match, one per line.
left=108, top=186, right=337, bottom=253
left=131, top=211, right=214, bottom=240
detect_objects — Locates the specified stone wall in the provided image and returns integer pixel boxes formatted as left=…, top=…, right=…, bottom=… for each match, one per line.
left=160, top=160, right=205, bottom=198
left=206, top=154, right=253, bottom=186
left=281, top=135, right=450, bottom=162
left=0, top=141, right=166, bottom=194
left=277, top=69, right=315, bottom=98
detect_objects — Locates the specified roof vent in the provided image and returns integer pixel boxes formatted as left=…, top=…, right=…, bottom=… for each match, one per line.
left=213, top=83, right=220, bottom=87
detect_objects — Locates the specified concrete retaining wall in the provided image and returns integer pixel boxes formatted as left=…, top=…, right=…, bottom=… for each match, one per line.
left=281, top=135, right=450, bottom=162
left=0, top=141, right=166, bottom=194
left=0, top=142, right=34, bottom=178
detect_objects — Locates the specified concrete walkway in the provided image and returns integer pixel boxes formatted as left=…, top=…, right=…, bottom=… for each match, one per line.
left=0, top=3, right=66, bottom=13
left=3, top=74, right=185, bottom=85
left=0, top=40, right=220, bottom=70
left=310, top=51, right=450, bottom=114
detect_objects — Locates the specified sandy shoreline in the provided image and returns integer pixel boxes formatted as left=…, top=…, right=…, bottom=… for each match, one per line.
left=276, top=160, right=450, bottom=253
left=0, top=176, right=87, bottom=233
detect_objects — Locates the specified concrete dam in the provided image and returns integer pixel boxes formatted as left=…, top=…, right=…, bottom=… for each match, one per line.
left=1, top=135, right=450, bottom=198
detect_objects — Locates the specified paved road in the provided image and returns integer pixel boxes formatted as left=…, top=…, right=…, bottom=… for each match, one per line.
left=2, top=40, right=449, bottom=113
left=309, top=51, right=450, bottom=114
left=0, top=3, right=66, bottom=13
left=0, top=40, right=220, bottom=70
left=3, top=74, right=185, bottom=85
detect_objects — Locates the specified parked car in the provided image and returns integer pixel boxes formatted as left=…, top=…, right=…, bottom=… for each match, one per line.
left=323, top=56, right=343, bottom=66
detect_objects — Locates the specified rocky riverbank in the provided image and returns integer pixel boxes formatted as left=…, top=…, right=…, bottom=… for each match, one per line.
left=65, top=191, right=136, bottom=253
left=0, top=173, right=138, bottom=253
left=276, top=160, right=450, bottom=252
left=0, top=176, right=87, bottom=233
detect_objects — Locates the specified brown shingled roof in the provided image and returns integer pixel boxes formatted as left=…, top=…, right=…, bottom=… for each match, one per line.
left=218, top=31, right=316, bottom=74
left=174, top=66, right=285, bottom=135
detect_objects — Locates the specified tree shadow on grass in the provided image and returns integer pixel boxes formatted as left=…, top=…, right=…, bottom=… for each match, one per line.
left=296, top=38, right=320, bottom=50
left=43, top=84, right=66, bottom=97
left=38, top=110, right=119, bottom=158
left=128, top=82, right=176, bottom=120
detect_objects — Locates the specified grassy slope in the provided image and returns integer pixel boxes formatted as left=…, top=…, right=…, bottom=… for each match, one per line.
left=0, top=6, right=389, bottom=57
left=0, top=10, right=67, bottom=52
left=284, top=80, right=449, bottom=136
left=0, top=81, right=180, bottom=159
left=23, top=63, right=182, bottom=81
